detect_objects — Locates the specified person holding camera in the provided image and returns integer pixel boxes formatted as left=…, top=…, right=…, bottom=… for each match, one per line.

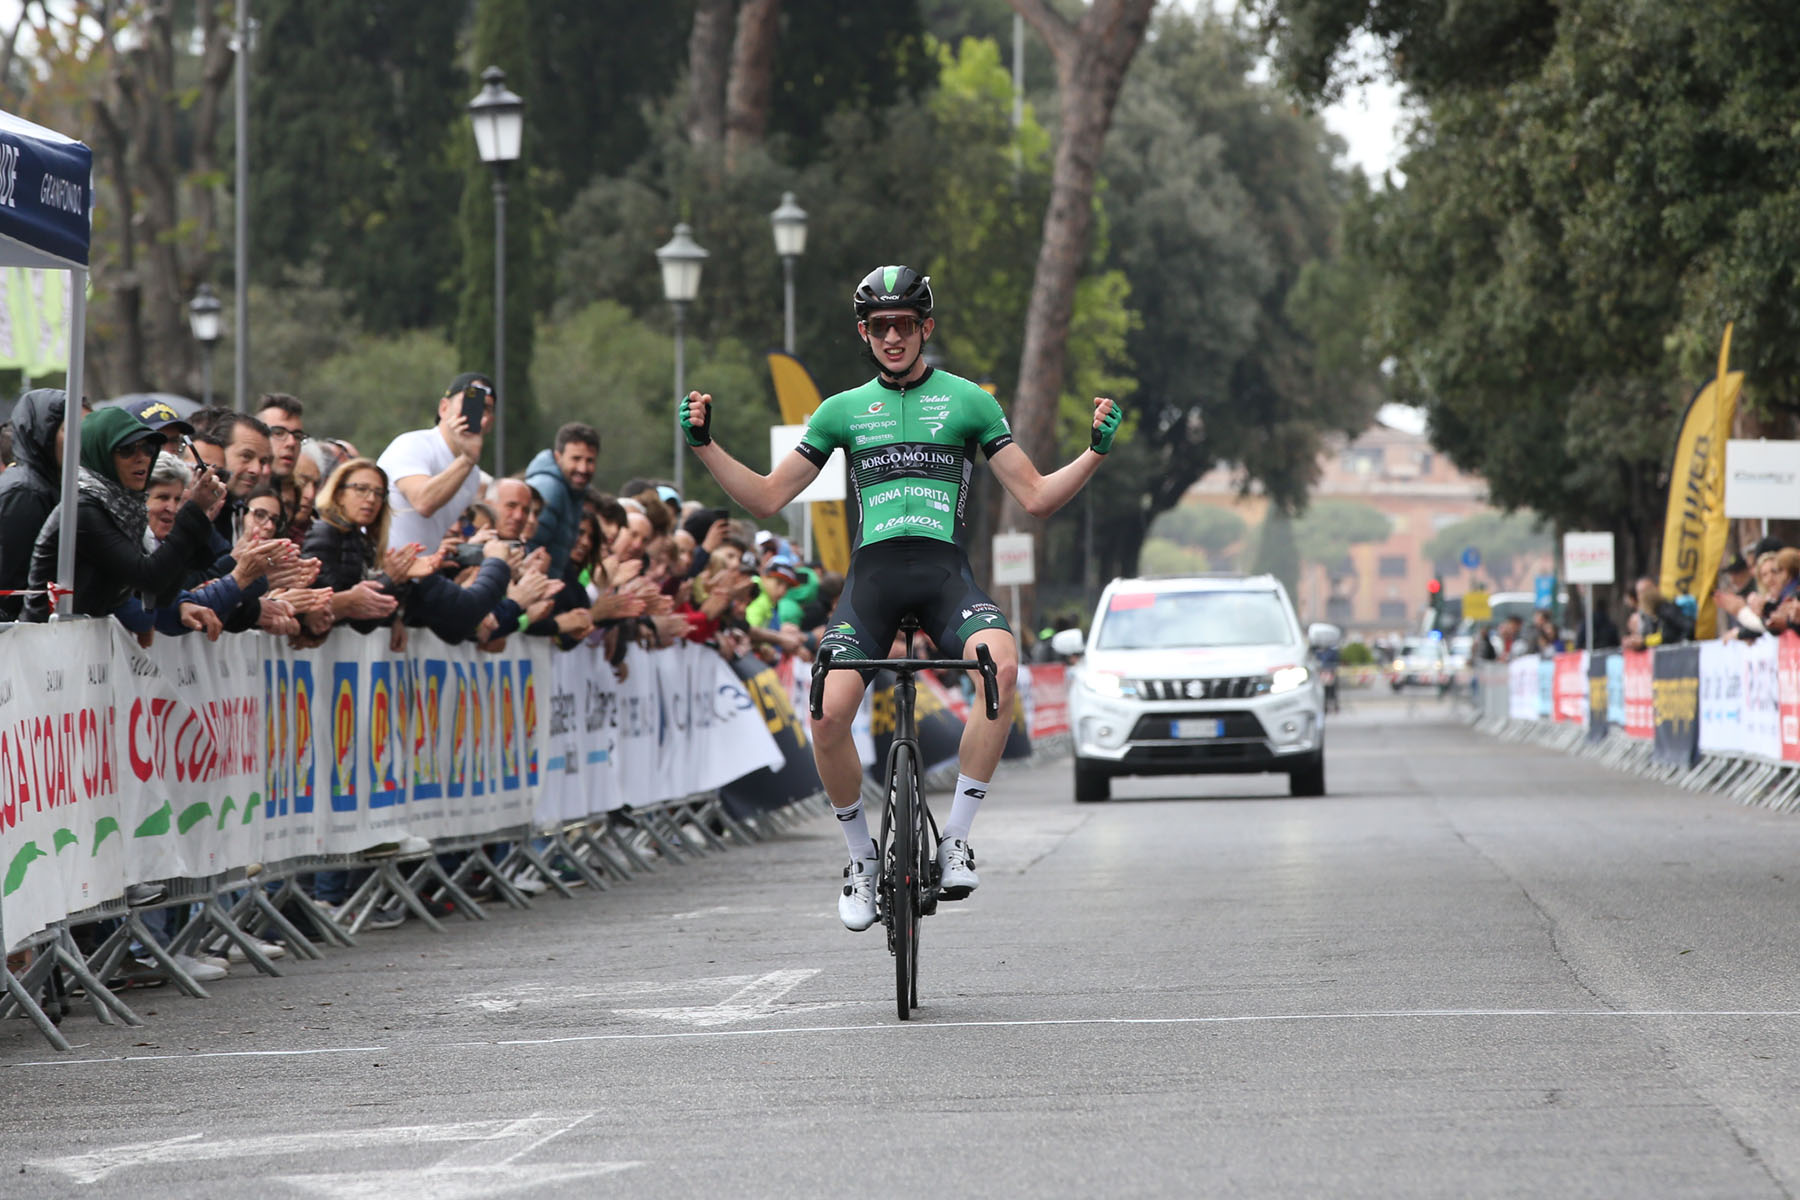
left=376, top=372, right=493, bottom=553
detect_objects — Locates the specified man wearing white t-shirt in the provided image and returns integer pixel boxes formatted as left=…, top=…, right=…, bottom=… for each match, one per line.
left=376, top=372, right=494, bottom=551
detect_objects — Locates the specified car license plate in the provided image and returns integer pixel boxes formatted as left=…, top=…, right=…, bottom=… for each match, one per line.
left=1174, top=718, right=1223, bottom=739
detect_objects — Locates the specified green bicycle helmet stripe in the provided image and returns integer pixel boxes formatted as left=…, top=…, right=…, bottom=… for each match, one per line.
left=853, top=265, right=934, bottom=318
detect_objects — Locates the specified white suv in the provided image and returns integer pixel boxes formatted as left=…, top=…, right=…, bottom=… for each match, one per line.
left=1061, top=574, right=1326, bottom=802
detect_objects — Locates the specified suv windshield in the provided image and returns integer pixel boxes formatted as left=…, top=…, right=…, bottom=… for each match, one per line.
left=1097, top=589, right=1294, bottom=650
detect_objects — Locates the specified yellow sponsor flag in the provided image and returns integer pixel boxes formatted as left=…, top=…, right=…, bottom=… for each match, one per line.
left=1658, top=324, right=1742, bottom=639
left=766, top=351, right=850, bottom=575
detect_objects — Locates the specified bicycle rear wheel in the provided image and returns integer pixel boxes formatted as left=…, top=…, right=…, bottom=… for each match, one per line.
left=890, top=743, right=920, bottom=1020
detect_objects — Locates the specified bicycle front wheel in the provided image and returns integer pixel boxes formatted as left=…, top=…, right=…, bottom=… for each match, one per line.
left=890, top=742, right=920, bottom=1020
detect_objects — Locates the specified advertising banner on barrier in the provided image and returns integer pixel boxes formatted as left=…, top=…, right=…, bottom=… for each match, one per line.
left=1781, top=634, right=1800, bottom=763
left=120, top=627, right=265, bottom=881
left=538, top=641, right=787, bottom=825
left=1742, top=635, right=1781, bottom=761
left=1698, top=640, right=1746, bottom=757
left=1508, top=656, right=1539, bottom=720
left=1652, top=645, right=1701, bottom=768
left=1623, top=651, right=1654, bottom=739
left=1552, top=653, right=1588, bottom=724
left=1021, top=665, right=1069, bottom=739
left=0, top=622, right=124, bottom=952
left=4, top=623, right=555, bottom=948
left=264, top=630, right=544, bottom=858
left=1587, top=652, right=1610, bottom=741
left=719, top=654, right=821, bottom=815
left=1606, top=652, right=1626, bottom=731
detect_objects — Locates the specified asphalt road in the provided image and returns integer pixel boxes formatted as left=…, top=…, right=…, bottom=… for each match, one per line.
left=9, top=691, right=1800, bottom=1198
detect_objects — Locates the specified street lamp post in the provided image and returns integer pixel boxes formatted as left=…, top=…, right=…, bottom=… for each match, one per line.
left=656, top=223, right=708, bottom=496
left=467, top=65, right=524, bottom=477
left=769, top=191, right=807, bottom=355
left=189, top=283, right=223, bottom=408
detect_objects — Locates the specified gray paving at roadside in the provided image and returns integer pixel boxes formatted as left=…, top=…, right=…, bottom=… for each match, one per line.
left=7, top=691, right=1800, bottom=1198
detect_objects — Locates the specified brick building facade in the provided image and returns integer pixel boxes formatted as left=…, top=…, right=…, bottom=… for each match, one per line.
left=1184, top=417, right=1553, bottom=633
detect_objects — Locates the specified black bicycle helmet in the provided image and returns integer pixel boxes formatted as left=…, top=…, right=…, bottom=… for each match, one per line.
left=852, top=265, right=934, bottom=319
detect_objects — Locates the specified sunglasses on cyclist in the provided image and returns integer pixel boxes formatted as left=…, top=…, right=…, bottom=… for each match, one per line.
left=863, top=314, right=924, bottom=340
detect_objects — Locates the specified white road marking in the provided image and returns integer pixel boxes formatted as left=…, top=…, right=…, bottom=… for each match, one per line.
left=276, top=1163, right=641, bottom=1200
left=272, top=1113, right=641, bottom=1200
left=478, top=1007, right=1800, bottom=1047
left=669, top=904, right=777, bottom=919
left=20, top=1008, right=1800, bottom=1069
left=28, top=1117, right=588, bottom=1185
left=455, top=973, right=797, bottom=1014
left=613, top=968, right=854, bottom=1027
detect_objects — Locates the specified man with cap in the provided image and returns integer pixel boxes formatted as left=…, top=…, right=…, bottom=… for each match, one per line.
left=746, top=554, right=803, bottom=629
left=1718, top=542, right=1778, bottom=639
left=376, top=372, right=493, bottom=552
left=123, top=396, right=197, bottom=444
left=744, top=553, right=808, bottom=659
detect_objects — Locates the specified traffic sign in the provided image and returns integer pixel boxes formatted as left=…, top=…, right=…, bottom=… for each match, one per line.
left=992, top=532, right=1035, bottom=586
left=1534, top=574, right=1556, bottom=611
left=769, top=425, right=845, bottom=503
left=1463, top=589, right=1492, bottom=621
left=1562, top=532, right=1615, bottom=584
left=1460, top=546, right=1481, bottom=570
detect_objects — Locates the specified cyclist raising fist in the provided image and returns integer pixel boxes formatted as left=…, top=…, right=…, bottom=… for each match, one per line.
left=681, top=264, right=1121, bottom=931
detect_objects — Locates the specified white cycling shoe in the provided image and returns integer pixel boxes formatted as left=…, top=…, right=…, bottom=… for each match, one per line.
left=936, top=837, right=978, bottom=901
left=838, top=856, right=879, bottom=931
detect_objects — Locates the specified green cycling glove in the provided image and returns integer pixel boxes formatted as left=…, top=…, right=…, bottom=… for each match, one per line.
left=679, top=393, right=712, bottom=448
left=1090, top=400, right=1122, bottom=454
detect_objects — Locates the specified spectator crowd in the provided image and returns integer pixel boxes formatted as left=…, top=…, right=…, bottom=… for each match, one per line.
left=0, top=374, right=848, bottom=982
left=1464, top=535, right=1798, bottom=664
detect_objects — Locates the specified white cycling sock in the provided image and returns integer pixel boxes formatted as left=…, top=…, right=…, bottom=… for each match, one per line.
left=833, top=798, right=877, bottom=861
left=945, top=774, right=988, bottom=842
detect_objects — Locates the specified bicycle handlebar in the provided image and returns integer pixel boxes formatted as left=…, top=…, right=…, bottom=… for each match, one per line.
left=808, top=645, right=1002, bottom=722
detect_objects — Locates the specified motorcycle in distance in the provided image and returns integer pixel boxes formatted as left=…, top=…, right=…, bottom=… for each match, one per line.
left=1308, top=622, right=1342, bottom=715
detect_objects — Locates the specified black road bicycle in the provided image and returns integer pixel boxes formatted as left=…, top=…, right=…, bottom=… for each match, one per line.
left=810, top=615, right=999, bottom=1020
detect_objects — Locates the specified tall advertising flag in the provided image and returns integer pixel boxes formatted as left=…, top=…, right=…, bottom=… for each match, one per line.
left=1658, top=325, right=1741, bottom=640
left=767, top=351, right=850, bottom=575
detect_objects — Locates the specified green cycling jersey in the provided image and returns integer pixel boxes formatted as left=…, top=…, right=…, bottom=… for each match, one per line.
left=793, top=367, right=1013, bottom=553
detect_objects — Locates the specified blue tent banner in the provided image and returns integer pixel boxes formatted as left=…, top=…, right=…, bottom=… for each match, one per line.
left=0, top=110, right=91, bottom=269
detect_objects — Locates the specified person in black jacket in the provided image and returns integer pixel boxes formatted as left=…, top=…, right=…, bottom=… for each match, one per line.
left=0, top=388, right=73, bottom=619
left=300, top=458, right=404, bottom=642
left=25, top=406, right=223, bottom=622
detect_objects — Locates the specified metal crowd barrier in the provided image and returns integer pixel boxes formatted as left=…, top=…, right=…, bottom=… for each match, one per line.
left=1469, top=652, right=1800, bottom=815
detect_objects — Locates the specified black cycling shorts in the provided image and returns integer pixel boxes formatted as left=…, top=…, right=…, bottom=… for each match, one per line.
left=817, top=537, right=1013, bottom=664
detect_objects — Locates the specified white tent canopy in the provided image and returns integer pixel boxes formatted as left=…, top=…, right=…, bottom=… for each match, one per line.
left=0, top=107, right=93, bottom=616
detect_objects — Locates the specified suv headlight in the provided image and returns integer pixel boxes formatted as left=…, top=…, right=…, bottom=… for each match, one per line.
left=1081, top=670, right=1127, bottom=698
left=1270, top=665, right=1311, bottom=695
